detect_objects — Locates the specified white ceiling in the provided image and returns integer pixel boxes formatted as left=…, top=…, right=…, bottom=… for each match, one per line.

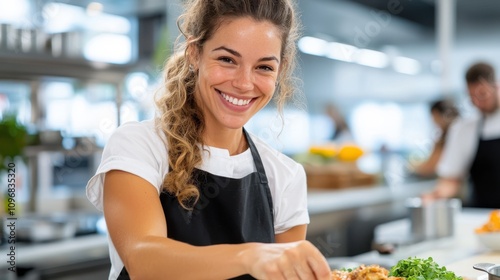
left=59, top=0, right=500, bottom=45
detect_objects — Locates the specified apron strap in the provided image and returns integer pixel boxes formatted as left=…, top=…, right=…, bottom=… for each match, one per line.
left=243, top=128, right=268, bottom=184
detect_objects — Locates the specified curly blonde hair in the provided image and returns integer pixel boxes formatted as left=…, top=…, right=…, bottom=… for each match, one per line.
left=156, top=0, right=301, bottom=209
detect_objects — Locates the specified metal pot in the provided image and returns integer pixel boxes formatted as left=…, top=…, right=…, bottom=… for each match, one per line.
left=405, top=197, right=461, bottom=242
left=474, top=263, right=500, bottom=280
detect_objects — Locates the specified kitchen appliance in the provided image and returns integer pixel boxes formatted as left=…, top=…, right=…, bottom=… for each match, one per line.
left=12, top=212, right=102, bottom=242
left=0, top=24, right=8, bottom=50
left=474, top=263, right=500, bottom=280
left=405, top=197, right=461, bottom=241
left=16, top=214, right=78, bottom=242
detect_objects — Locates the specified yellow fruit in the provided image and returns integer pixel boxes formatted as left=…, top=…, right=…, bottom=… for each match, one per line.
left=309, top=145, right=337, bottom=158
left=338, top=145, right=364, bottom=161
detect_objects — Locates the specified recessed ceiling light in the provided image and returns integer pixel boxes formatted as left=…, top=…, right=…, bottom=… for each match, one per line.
left=87, top=2, right=103, bottom=16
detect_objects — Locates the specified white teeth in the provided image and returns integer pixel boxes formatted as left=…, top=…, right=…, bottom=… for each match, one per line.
left=220, top=92, right=251, bottom=106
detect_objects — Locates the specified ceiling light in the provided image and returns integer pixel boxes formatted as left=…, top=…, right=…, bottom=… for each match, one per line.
left=87, top=2, right=103, bottom=16
left=354, top=49, right=389, bottom=68
left=0, top=0, right=30, bottom=24
left=325, top=42, right=358, bottom=62
left=393, top=56, right=421, bottom=75
left=298, top=36, right=328, bottom=56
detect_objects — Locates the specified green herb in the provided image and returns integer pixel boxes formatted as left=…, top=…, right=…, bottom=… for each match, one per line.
left=340, top=267, right=354, bottom=272
left=389, top=257, right=462, bottom=280
left=0, top=115, right=28, bottom=172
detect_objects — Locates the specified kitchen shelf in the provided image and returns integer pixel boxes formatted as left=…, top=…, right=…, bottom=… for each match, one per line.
left=24, top=145, right=103, bottom=157
left=0, top=50, right=133, bottom=213
left=0, top=51, right=135, bottom=83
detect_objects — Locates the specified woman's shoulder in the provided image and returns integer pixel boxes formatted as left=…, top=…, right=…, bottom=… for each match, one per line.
left=448, top=114, right=479, bottom=133
left=105, top=118, right=167, bottom=156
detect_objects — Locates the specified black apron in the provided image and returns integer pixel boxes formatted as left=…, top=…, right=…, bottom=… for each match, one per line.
left=118, top=129, right=275, bottom=279
left=468, top=116, right=500, bottom=208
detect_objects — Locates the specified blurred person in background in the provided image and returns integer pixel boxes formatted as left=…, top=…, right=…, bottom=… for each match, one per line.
left=412, top=99, right=459, bottom=178
left=85, top=0, right=331, bottom=279
left=326, top=103, right=354, bottom=144
left=424, top=62, right=500, bottom=208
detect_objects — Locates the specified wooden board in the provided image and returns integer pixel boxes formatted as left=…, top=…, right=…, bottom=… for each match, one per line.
left=303, top=163, right=378, bottom=189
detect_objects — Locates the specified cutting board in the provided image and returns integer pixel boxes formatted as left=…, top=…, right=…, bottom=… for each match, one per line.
left=446, top=251, right=500, bottom=279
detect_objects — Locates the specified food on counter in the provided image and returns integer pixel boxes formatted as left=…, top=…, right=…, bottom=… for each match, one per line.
left=337, top=144, right=364, bottom=162
left=389, top=257, right=463, bottom=280
left=331, top=257, right=463, bottom=280
left=331, top=264, right=403, bottom=280
left=475, top=209, right=500, bottom=233
left=309, top=144, right=338, bottom=159
left=301, top=143, right=364, bottom=164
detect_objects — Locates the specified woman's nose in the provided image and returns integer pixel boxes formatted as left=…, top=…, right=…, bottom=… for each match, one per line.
left=232, top=67, right=254, bottom=91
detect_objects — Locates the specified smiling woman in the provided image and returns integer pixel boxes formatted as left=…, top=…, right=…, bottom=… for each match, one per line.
left=86, top=0, right=332, bottom=279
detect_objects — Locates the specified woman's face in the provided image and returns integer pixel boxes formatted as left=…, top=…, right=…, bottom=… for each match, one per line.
left=431, top=110, right=447, bottom=130
left=192, top=17, right=282, bottom=132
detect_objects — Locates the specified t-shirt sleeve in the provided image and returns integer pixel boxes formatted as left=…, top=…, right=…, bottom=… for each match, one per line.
left=273, top=158, right=310, bottom=234
left=86, top=121, right=167, bottom=211
left=437, top=118, right=477, bottom=179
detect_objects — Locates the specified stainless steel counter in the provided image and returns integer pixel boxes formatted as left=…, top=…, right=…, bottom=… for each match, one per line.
left=0, top=233, right=109, bottom=279
left=307, top=179, right=436, bottom=215
left=306, top=179, right=436, bottom=257
left=350, top=208, right=499, bottom=279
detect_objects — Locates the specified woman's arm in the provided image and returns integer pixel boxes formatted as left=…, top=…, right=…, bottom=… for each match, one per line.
left=421, top=177, right=462, bottom=203
left=104, top=170, right=330, bottom=280
left=413, top=143, right=444, bottom=177
left=275, top=225, right=307, bottom=243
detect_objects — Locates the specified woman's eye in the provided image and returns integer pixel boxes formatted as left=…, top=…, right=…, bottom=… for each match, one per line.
left=258, top=65, right=274, bottom=72
left=218, top=57, right=234, bottom=64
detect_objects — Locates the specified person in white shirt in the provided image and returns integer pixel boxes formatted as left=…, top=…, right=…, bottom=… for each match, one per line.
left=412, top=99, right=460, bottom=177
left=86, top=0, right=331, bottom=279
left=424, top=62, right=500, bottom=208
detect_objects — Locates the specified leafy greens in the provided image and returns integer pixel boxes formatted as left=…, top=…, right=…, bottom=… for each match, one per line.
left=389, top=257, right=463, bottom=280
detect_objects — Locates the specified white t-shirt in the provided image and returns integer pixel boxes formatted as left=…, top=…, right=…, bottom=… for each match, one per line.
left=86, top=119, right=310, bottom=280
left=437, top=108, right=500, bottom=179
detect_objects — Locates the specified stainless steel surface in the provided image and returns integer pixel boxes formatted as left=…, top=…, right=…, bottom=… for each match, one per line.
left=474, top=263, right=500, bottom=280
left=0, top=24, right=8, bottom=50
left=16, top=215, right=78, bottom=243
left=12, top=212, right=102, bottom=243
left=406, top=197, right=461, bottom=241
left=368, top=208, right=497, bottom=279
left=306, top=179, right=436, bottom=257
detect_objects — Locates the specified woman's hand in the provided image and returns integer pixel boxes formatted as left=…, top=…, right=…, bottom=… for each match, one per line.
left=241, top=240, right=331, bottom=280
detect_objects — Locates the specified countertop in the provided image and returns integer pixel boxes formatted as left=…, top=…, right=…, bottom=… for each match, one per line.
left=307, top=178, right=436, bottom=215
left=0, top=233, right=109, bottom=270
left=352, top=208, right=499, bottom=279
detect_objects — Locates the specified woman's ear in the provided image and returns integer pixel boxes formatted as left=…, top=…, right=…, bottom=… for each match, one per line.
left=186, top=42, right=200, bottom=71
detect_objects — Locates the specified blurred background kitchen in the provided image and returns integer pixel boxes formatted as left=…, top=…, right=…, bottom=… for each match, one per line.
left=1, top=0, right=499, bottom=279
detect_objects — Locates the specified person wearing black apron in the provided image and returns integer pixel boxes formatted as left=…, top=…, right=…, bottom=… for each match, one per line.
left=424, top=62, right=500, bottom=209
left=87, top=0, right=332, bottom=279
left=468, top=117, right=500, bottom=208
left=117, top=130, right=274, bottom=280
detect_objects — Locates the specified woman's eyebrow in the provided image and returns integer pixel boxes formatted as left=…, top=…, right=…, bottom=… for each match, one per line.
left=212, top=46, right=280, bottom=64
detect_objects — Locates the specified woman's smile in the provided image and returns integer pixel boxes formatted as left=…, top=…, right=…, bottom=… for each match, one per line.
left=218, top=90, right=253, bottom=106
